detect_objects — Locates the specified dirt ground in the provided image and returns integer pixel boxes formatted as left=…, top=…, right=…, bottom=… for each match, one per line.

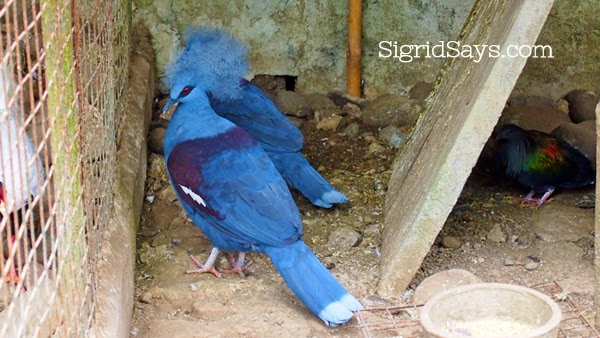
left=130, top=118, right=597, bottom=337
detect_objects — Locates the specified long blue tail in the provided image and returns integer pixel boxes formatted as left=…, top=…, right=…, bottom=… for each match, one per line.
left=269, top=152, right=348, bottom=208
left=264, top=241, right=362, bottom=326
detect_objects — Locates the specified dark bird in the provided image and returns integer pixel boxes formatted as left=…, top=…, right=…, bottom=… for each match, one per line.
left=161, top=29, right=362, bottom=326
left=495, top=123, right=595, bottom=206
left=183, top=26, right=348, bottom=209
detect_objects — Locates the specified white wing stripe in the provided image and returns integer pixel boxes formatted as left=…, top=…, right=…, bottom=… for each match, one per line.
left=179, top=184, right=206, bottom=207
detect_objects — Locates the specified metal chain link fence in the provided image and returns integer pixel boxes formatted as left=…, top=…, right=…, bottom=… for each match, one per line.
left=0, top=0, right=130, bottom=335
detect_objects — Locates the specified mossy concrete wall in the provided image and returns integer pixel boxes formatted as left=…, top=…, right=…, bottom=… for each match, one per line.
left=132, top=0, right=473, bottom=95
left=513, top=0, right=600, bottom=98
left=133, top=0, right=598, bottom=99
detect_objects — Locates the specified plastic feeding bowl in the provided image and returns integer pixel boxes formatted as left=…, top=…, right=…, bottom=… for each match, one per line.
left=420, top=283, right=562, bottom=338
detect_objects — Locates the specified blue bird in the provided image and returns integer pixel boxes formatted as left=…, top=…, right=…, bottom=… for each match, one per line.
left=183, top=26, right=348, bottom=209
left=162, top=28, right=362, bottom=326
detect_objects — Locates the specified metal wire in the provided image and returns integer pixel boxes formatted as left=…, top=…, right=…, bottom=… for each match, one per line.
left=355, top=281, right=599, bottom=338
left=0, top=0, right=129, bottom=335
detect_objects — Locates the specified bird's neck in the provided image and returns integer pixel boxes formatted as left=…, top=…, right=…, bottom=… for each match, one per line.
left=164, top=93, right=237, bottom=156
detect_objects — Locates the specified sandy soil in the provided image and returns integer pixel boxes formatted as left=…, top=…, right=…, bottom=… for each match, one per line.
left=131, top=119, right=596, bottom=337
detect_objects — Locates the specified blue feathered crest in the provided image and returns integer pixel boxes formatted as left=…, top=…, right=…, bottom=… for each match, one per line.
left=164, top=27, right=249, bottom=100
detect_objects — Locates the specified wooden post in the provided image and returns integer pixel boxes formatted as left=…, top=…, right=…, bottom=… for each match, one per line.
left=347, top=0, right=362, bottom=97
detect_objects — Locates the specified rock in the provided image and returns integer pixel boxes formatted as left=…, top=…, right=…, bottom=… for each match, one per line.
left=148, top=127, right=166, bottom=155
left=556, top=99, right=569, bottom=114
left=251, top=75, right=285, bottom=99
left=497, top=95, right=570, bottom=133
left=368, top=142, right=387, bottom=154
left=531, top=204, right=593, bottom=243
left=525, top=262, right=540, bottom=271
left=566, top=89, right=598, bottom=122
left=314, top=107, right=343, bottom=122
left=147, top=153, right=169, bottom=183
left=286, top=116, right=304, bottom=128
left=441, top=235, right=462, bottom=249
left=137, top=292, right=153, bottom=304
left=306, top=93, right=337, bottom=112
left=328, top=227, right=361, bottom=248
left=362, top=94, right=421, bottom=128
left=487, top=224, right=506, bottom=243
left=337, top=116, right=358, bottom=131
left=275, top=91, right=310, bottom=118
left=328, top=90, right=367, bottom=108
left=316, top=115, right=343, bottom=130
left=578, top=119, right=596, bottom=132
left=157, top=97, right=170, bottom=113
left=503, top=258, right=515, bottom=266
left=408, top=81, right=434, bottom=102
left=157, top=185, right=178, bottom=202
left=516, top=237, right=528, bottom=246
left=508, top=95, right=556, bottom=110
left=551, top=122, right=596, bottom=165
left=412, top=269, right=482, bottom=304
left=341, top=103, right=362, bottom=118
left=378, top=125, right=408, bottom=148
left=363, top=223, right=381, bottom=236
left=344, top=123, right=361, bottom=138
left=137, top=287, right=164, bottom=304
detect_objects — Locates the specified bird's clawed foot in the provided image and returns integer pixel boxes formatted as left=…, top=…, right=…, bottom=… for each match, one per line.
left=186, top=248, right=222, bottom=278
left=519, top=198, right=554, bottom=208
left=4, top=269, right=20, bottom=285
left=519, top=189, right=555, bottom=208
left=219, top=252, right=252, bottom=277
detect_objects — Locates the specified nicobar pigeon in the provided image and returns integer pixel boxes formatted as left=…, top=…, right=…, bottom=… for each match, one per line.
left=495, top=123, right=594, bottom=206
left=161, top=27, right=362, bottom=326
left=183, top=26, right=347, bottom=209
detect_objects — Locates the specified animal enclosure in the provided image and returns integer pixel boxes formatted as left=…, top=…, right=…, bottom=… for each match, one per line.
left=0, top=0, right=130, bottom=335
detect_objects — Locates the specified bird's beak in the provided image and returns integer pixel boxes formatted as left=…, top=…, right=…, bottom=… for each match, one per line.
left=162, top=98, right=177, bottom=115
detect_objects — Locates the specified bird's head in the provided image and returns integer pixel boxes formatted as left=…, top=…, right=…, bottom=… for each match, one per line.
left=162, top=74, right=202, bottom=114
left=495, top=123, right=525, bottom=144
left=162, top=26, right=248, bottom=114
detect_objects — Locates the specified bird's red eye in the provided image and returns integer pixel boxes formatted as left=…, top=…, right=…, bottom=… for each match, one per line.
left=180, top=86, right=192, bottom=97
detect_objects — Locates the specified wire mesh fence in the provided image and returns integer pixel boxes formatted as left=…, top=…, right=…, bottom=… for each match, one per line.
left=0, top=0, right=130, bottom=335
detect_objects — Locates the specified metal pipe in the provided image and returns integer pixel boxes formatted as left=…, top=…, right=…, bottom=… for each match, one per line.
left=347, top=0, right=362, bottom=97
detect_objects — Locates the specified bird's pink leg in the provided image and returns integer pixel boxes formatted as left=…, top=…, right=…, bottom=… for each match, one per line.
left=519, top=190, right=537, bottom=207
left=534, top=188, right=555, bottom=206
left=186, top=247, right=222, bottom=278
left=520, top=188, right=555, bottom=207
left=219, top=252, right=253, bottom=277
left=4, top=235, right=22, bottom=287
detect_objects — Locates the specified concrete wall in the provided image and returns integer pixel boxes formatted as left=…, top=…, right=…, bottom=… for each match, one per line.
left=513, top=0, right=600, bottom=98
left=133, top=0, right=599, bottom=99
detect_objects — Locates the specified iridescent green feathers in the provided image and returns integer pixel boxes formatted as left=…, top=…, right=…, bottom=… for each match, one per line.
left=495, top=124, right=594, bottom=191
